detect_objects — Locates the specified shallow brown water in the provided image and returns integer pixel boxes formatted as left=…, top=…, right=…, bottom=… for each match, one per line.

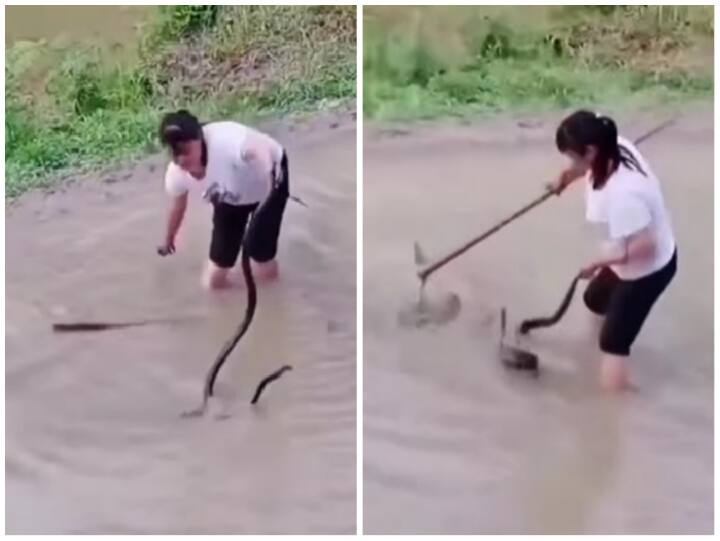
left=6, top=118, right=357, bottom=534
left=363, top=109, right=713, bottom=534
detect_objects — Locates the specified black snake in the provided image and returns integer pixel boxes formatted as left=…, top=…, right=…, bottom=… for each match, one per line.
left=52, top=317, right=196, bottom=332
left=251, top=365, right=293, bottom=404
left=499, top=307, right=539, bottom=374
left=184, top=156, right=293, bottom=416
left=517, top=274, right=580, bottom=335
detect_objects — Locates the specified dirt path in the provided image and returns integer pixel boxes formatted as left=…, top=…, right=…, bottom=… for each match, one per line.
left=6, top=114, right=357, bottom=534
left=363, top=107, right=713, bottom=534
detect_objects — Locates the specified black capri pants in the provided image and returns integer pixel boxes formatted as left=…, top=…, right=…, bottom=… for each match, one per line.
left=209, top=152, right=290, bottom=268
left=583, top=249, right=677, bottom=356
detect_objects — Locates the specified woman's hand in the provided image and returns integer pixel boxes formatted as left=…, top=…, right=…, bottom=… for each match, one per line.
left=579, top=262, right=601, bottom=280
left=580, top=241, right=633, bottom=279
left=157, top=239, right=176, bottom=257
left=547, top=166, right=585, bottom=195
left=545, top=174, right=570, bottom=195
left=158, top=193, right=187, bottom=257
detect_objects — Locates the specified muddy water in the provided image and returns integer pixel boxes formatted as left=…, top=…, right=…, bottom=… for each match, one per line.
left=6, top=118, right=356, bottom=534
left=6, top=5, right=150, bottom=45
left=363, top=110, right=713, bottom=534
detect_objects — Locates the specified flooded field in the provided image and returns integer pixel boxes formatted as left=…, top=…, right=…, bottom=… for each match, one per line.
left=363, top=109, right=713, bottom=534
left=6, top=117, right=357, bottom=534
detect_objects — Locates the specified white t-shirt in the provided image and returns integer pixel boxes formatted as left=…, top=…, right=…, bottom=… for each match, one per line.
left=164, top=121, right=284, bottom=205
left=584, top=136, right=676, bottom=280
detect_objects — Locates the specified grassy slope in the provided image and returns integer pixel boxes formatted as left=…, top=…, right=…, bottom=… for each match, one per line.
left=364, top=6, right=713, bottom=120
left=6, top=6, right=356, bottom=198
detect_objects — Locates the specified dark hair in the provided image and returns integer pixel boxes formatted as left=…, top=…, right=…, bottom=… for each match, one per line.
left=556, top=110, right=645, bottom=189
left=159, top=109, right=203, bottom=156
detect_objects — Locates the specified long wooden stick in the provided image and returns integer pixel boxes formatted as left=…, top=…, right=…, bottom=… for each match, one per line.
left=417, top=191, right=553, bottom=283
left=416, top=118, right=675, bottom=284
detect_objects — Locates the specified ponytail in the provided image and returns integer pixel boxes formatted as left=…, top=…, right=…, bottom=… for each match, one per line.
left=556, top=110, right=645, bottom=190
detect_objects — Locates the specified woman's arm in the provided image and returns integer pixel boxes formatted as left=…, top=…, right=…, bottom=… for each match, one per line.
left=580, top=228, right=656, bottom=278
left=158, top=193, right=188, bottom=256
left=547, top=163, right=587, bottom=195
left=241, top=133, right=283, bottom=191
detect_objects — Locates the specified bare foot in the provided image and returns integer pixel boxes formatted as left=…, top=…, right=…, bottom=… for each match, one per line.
left=202, top=268, right=251, bottom=290
left=253, top=260, right=279, bottom=283
left=600, top=378, right=639, bottom=394
left=202, top=264, right=240, bottom=290
left=223, top=271, right=247, bottom=289
left=221, top=261, right=278, bottom=287
left=599, top=354, right=635, bottom=394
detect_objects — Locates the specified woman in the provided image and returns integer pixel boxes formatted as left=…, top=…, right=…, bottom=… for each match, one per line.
left=550, top=110, right=677, bottom=392
left=156, top=110, right=289, bottom=290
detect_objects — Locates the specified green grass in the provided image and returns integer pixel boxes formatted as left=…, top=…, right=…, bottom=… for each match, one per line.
left=6, top=5, right=356, bottom=198
left=364, top=5, right=713, bottom=120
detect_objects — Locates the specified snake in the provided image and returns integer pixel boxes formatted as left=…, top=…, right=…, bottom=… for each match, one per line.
left=51, top=316, right=198, bottom=332
left=251, top=365, right=293, bottom=404
left=183, top=153, right=293, bottom=417
left=53, top=322, right=149, bottom=332
left=517, top=274, right=580, bottom=335
left=499, top=307, right=539, bottom=374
